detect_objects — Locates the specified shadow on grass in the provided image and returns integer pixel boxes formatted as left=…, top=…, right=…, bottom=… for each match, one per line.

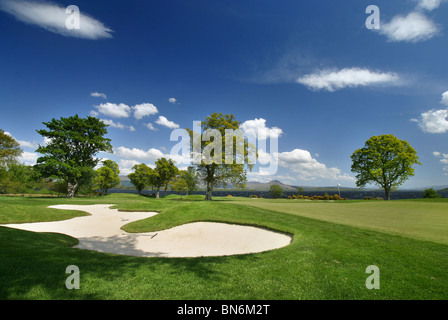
left=0, top=226, right=257, bottom=299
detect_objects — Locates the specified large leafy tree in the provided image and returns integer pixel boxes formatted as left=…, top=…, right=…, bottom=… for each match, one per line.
left=0, top=129, right=22, bottom=167
left=155, top=157, right=178, bottom=197
left=35, top=115, right=112, bottom=198
left=182, top=166, right=200, bottom=195
left=128, top=163, right=153, bottom=195
left=93, top=160, right=120, bottom=196
left=187, top=113, right=252, bottom=201
left=351, top=134, right=421, bottom=200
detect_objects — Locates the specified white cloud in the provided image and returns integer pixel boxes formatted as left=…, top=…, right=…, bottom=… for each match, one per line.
left=433, top=151, right=442, bottom=157
left=277, top=149, right=355, bottom=182
left=19, top=151, right=38, bottom=166
left=0, top=0, right=113, bottom=39
left=297, top=68, right=399, bottom=92
left=101, top=119, right=135, bottom=132
left=89, top=110, right=99, bottom=117
left=132, top=103, right=158, bottom=120
left=417, top=0, right=446, bottom=11
left=413, top=109, right=448, bottom=133
left=379, top=12, right=439, bottom=43
left=114, top=146, right=165, bottom=161
left=94, top=103, right=131, bottom=118
left=115, top=145, right=190, bottom=166
left=240, top=118, right=283, bottom=141
left=441, top=91, right=448, bottom=106
left=91, top=92, right=107, bottom=99
left=18, top=140, right=38, bottom=149
left=155, top=116, right=180, bottom=129
left=118, top=159, right=153, bottom=175
left=146, top=123, right=157, bottom=131
left=168, top=98, right=178, bottom=104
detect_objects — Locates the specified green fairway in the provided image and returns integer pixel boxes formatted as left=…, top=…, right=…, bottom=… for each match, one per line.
left=233, top=198, right=448, bottom=245
left=0, top=193, right=447, bottom=300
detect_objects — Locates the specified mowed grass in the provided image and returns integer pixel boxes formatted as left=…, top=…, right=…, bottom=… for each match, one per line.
left=233, top=198, right=448, bottom=245
left=0, top=193, right=447, bottom=300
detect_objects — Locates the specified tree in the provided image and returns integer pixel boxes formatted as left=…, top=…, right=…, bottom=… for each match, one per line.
left=171, top=175, right=188, bottom=199
left=269, top=184, right=284, bottom=199
left=35, top=115, right=112, bottom=198
left=0, top=129, right=22, bottom=167
left=351, top=134, right=421, bottom=200
left=297, top=187, right=304, bottom=196
left=182, top=166, right=200, bottom=195
left=154, top=157, right=178, bottom=198
left=187, top=113, right=252, bottom=201
left=128, top=163, right=153, bottom=195
left=423, top=188, right=441, bottom=199
left=93, top=160, right=120, bottom=195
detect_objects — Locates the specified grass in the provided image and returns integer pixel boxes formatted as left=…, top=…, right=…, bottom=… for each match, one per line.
left=0, top=193, right=447, bottom=299
left=232, top=198, right=448, bottom=245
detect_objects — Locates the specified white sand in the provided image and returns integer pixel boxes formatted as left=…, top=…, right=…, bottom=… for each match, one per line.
left=2, top=204, right=292, bottom=258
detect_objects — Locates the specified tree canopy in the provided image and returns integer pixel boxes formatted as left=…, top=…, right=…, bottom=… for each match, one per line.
left=187, top=112, right=252, bottom=200
left=128, top=163, right=153, bottom=195
left=94, top=160, right=121, bottom=195
left=269, top=184, right=284, bottom=199
left=35, top=115, right=112, bottom=198
left=0, top=129, right=22, bottom=167
left=351, top=134, right=421, bottom=200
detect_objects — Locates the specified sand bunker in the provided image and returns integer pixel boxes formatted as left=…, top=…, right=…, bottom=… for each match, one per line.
left=2, top=204, right=292, bottom=258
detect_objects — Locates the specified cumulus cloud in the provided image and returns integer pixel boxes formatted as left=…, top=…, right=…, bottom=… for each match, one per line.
left=240, top=118, right=283, bottom=141
left=0, top=0, right=113, bottom=39
left=18, top=140, right=38, bottom=149
left=441, top=91, right=448, bottom=106
left=417, top=0, right=446, bottom=11
left=297, top=68, right=399, bottom=92
left=101, top=119, right=135, bottom=132
left=94, top=103, right=131, bottom=118
left=132, top=103, right=158, bottom=120
left=379, top=12, right=439, bottom=43
left=91, top=92, right=107, bottom=99
left=277, top=149, right=355, bottom=182
left=146, top=123, right=157, bottom=131
left=19, top=151, right=38, bottom=166
left=155, top=116, right=180, bottom=129
left=433, top=151, right=448, bottom=174
left=412, top=109, right=448, bottom=133
left=114, top=146, right=165, bottom=161
left=118, top=159, right=154, bottom=175
left=114, top=146, right=190, bottom=166
left=168, top=98, right=178, bottom=104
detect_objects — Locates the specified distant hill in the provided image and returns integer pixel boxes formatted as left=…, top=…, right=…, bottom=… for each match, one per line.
left=245, top=180, right=297, bottom=191
left=118, top=175, right=133, bottom=188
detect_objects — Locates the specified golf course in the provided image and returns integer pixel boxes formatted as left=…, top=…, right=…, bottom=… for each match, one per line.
left=1, top=193, right=447, bottom=300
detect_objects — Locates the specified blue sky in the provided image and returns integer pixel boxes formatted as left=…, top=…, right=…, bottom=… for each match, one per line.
left=1, top=0, right=448, bottom=188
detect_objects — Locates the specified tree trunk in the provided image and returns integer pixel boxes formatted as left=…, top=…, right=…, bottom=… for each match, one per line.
left=384, top=187, right=391, bottom=201
left=156, top=188, right=160, bottom=199
left=164, top=184, right=168, bottom=197
left=205, top=180, right=213, bottom=201
left=67, top=181, right=78, bottom=198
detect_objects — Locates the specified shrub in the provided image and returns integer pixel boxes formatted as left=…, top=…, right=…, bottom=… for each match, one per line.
left=423, top=188, right=441, bottom=198
left=364, top=196, right=383, bottom=200
left=250, top=195, right=258, bottom=198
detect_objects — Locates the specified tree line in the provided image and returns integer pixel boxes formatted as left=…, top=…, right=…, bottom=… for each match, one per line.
left=1, top=113, right=423, bottom=200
